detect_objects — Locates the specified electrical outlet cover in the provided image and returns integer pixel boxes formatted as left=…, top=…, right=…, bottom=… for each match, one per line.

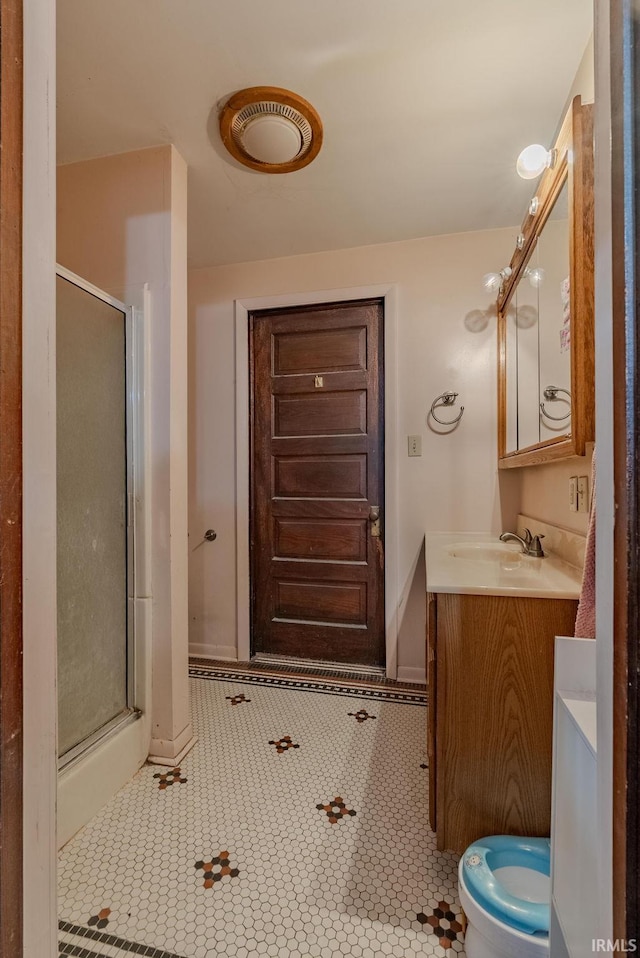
left=577, top=475, right=589, bottom=513
left=569, top=476, right=578, bottom=512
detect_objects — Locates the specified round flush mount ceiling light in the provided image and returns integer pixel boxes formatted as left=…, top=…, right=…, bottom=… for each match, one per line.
left=219, top=86, right=323, bottom=174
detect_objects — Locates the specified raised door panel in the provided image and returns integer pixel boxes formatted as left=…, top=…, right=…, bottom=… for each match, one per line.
left=273, top=454, right=367, bottom=500
left=275, top=518, right=367, bottom=562
left=273, top=325, right=367, bottom=375
left=273, top=390, right=367, bottom=438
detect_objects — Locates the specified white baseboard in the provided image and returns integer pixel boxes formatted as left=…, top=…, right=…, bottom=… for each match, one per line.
left=396, top=666, right=426, bottom=684
left=148, top=722, right=198, bottom=766
left=189, top=643, right=238, bottom=662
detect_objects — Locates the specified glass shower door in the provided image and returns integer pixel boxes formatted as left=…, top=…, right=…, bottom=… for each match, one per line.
left=56, top=271, right=135, bottom=765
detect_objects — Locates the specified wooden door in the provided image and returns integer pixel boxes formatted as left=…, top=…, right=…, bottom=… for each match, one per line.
left=250, top=299, right=385, bottom=666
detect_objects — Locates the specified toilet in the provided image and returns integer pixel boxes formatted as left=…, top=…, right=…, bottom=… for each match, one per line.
left=458, top=835, right=550, bottom=958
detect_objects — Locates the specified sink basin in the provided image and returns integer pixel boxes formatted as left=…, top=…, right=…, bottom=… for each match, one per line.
left=425, top=532, right=582, bottom=599
left=446, top=542, right=525, bottom=565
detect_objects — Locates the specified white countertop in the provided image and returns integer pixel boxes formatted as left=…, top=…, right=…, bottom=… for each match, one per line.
left=425, top=531, right=582, bottom=600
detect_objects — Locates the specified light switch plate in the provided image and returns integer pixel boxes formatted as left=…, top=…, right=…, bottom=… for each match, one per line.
left=577, top=475, right=589, bottom=513
left=408, top=435, right=422, bottom=457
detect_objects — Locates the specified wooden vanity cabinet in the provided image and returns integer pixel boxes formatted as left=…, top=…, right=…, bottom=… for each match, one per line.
left=427, top=591, right=578, bottom=854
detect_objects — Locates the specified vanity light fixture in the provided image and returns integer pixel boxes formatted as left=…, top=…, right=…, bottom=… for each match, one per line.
left=482, top=267, right=512, bottom=293
left=516, top=144, right=557, bottom=180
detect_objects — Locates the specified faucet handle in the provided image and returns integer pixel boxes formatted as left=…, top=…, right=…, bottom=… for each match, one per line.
left=523, top=528, right=533, bottom=545
left=529, top=534, right=546, bottom=557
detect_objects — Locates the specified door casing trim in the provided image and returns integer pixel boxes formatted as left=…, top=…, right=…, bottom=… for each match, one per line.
left=235, top=284, right=399, bottom=679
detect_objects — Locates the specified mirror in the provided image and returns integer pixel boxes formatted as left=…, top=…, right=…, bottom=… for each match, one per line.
left=498, top=97, right=594, bottom=468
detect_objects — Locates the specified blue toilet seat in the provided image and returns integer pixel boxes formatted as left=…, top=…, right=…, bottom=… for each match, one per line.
left=460, top=835, right=551, bottom=936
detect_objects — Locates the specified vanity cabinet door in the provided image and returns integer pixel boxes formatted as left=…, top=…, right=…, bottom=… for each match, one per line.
left=426, top=592, right=437, bottom=832
left=435, top=592, right=578, bottom=855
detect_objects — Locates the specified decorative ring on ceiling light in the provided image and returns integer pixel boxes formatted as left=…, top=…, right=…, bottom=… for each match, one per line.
left=219, top=86, right=323, bottom=174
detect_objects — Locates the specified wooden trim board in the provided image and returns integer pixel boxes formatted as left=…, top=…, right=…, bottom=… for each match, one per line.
left=0, top=0, right=24, bottom=950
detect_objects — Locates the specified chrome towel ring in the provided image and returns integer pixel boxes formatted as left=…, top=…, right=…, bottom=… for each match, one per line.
left=539, top=385, right=571, bottom=422
left=430, top=391, right=464, bottom=426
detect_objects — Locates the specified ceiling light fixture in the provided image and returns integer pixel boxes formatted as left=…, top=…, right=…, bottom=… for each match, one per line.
left=219, top=86, right=323, bottom=174
left=516, top=144, right=557, bottom=180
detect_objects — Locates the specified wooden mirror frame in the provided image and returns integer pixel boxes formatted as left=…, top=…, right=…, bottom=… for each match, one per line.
left=497, top=95, right=595, bottom=468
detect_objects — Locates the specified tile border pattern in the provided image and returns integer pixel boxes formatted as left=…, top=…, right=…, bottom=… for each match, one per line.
left=188, top=664, right=427, bottom=706
left=59, top=921, right=187, bottom=958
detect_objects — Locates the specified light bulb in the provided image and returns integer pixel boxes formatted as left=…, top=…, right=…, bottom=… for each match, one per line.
left=482, top=267, right=512, bottom=293
left=482, top=272, right=501, bottom=292
left=516, top=144, right=551, bottom=180
left=528, top=267, right=545, bottom=288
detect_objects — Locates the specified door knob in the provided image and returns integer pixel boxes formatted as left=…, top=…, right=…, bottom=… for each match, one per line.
left=204, top=529, right=217, bottom=542
left=369, top=506, right=381, bottom=538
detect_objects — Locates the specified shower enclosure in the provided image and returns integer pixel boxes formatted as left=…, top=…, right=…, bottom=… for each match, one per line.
left=56, top=268, right=140, bottom=768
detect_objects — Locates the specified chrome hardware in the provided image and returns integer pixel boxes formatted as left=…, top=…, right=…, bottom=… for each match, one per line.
left=429, top=391, right=464, bottom=427
left=516, top=233, right=525, bottom=250
left=528, top=534, right=546, bottom=558
left=499, top=529, right=545, bottom=557
left=204, top=529, right=217, bottom=542
left=369, top=506, right=381, bottom=538
left=540, top=385, right=571, bottom=422
left=466, top=854, right=482, bottom=867
left=314, top=375, right=324, bottom=388
left=529, top=196, right=540, bottom=216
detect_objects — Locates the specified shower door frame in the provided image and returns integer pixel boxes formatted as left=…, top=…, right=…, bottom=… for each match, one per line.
left=55, top=265, right=141, bottom=771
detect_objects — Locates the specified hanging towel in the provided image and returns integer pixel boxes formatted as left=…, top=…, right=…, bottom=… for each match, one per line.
left=575, top=449, right=596, bottom=638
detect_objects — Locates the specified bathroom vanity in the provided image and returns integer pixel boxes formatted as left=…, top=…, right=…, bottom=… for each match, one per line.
left=425, top=532, right=581, bottom=855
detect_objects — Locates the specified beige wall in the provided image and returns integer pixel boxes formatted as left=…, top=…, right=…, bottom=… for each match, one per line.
left=188, top=228, right=520, bottom=677
left=57, top=146, right=195, bottom=770
left=519, top=445, right=594, bottom=535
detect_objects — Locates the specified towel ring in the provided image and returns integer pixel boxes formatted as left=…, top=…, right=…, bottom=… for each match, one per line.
left=540, top=385, right=571, bottom=422
left=430, top=391, right=465, bottom=426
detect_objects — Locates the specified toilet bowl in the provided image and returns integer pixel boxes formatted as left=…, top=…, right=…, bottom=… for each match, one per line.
left=458, top=835, right=550, bottom=958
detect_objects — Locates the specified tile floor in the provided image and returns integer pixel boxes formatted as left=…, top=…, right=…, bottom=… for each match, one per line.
left=58, top=668, right=465, bottom=957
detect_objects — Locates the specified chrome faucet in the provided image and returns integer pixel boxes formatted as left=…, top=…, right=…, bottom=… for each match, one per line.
left=499, top=528, right=545, bottom=557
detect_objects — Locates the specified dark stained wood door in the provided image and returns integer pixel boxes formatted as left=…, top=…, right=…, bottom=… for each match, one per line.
left=250, top=299, right=385, bottom=666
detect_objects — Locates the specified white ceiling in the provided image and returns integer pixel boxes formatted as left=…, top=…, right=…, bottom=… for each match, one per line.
left=57, top=0, right=593, bottom=269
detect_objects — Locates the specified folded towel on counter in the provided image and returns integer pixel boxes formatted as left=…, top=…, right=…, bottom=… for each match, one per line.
left=575, top=449, right=596, bottom=638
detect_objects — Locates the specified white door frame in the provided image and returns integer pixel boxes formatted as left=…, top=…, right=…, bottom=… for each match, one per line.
left=234, top=283, right=399, bottom=679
